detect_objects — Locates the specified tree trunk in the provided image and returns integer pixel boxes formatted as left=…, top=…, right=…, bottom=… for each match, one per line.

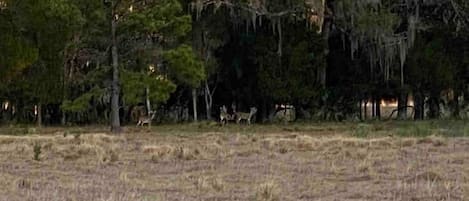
left=428, top=93, right=440, bottom=119
left=359, top=99, right=362, bottom=120
left=205, top=102, right=211, bottom=120
left=319, top=14, right=331, bottom=88
left=15, top=99, right=23, bottom=123
left=146, top=86, right=151, bottom=114
left=62, top=64, right=67, bottom=125
left=192, top=88, right=198, bottom=122
left=61, top=113, right=66, bottom=125
left=110, top=4, right=121, bottom=133
left=364, top=99, right=367, bottom=120
left=262, top=99, right=268, bottom=122
left=37, top=103, right=42, bottom=127
left=203, top=86, right=210, bottom=121
left=452, top=90, right=460, bottom=118
left=93, top=103, right=99, bottom=123
left=414, top=91, right=424, bottom=120
left=375, top=97, right=381, bottom=119
left=398, top=61, right=407, bottom=119
left=204, top=82, right=212, bottom=120
left=0, top=101, right=3, bottom=122
left=397, top=91, right=408, bottom=120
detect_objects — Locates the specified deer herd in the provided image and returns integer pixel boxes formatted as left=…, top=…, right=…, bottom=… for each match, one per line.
left=136, top=105, right=258, bottom=127
left=219, top=105, right=257, bottom=125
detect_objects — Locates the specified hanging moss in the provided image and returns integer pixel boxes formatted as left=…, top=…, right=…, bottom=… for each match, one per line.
left=334, top=0, right=423, bottom=82
left=190, top=0, right=327, bottom=58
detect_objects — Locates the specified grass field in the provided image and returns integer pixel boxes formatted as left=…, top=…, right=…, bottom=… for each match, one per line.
left=0, top=121, right=468, bottom=201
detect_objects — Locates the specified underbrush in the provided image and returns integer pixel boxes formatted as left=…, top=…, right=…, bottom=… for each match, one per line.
left=351, top=120, right=468, bottom=138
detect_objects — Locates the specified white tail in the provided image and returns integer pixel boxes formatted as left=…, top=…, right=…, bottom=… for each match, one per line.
left=137, top=111, right=156, bottom=127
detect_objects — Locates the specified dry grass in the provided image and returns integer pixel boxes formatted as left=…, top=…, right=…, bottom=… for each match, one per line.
left=0, top=123, right=468, bottom=201
left=255, top=180, right=280, bottom=201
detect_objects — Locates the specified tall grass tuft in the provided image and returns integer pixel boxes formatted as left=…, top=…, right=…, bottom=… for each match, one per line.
left=255, top=181, right=280, bottom=201
left=33, top=143, right=42, bottom=161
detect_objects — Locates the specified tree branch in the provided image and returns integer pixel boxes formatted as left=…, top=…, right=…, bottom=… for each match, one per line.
left=449, top=0, right=469, bottom=28
left=193, top=0, right=306, bottom=18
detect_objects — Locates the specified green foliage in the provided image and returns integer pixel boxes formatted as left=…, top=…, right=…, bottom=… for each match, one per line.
left=355, top=9, right=400, bottom=36
left=0, top=0, right=468, bottom=124
left=121, top=70, right=177, bottom=105
left=2, top=0, right=85, bottom=105
left=163, top=45, right=206, bottom=87
left=118, top=0, right=196, bottom=108
left=407, top=34, right=455, bottom=92
left=335, top=0, right=400, bottom=37
left=0, top=7, right=38, bottom=81
left=0, top=33, right=38, bottom=81
left=256, top=22, right=325, bottom=104
left=14, top=0, right=84, bottom=56
left=122, top=0, right=191, bottom=40
left=61, top=87, right=104, bottom=112
left=191, top=9, right=229, bottom=81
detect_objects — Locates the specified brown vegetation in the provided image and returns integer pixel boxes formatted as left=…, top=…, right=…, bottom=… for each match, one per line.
left=0, top=124, right=468, bottom=201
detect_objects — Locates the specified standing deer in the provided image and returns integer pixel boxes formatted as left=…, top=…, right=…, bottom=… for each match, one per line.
left=137, top=111, right=156, bottom=127
left=219, top=105, right=235, bottom=125
left=236, top=107, right=257, bottom=125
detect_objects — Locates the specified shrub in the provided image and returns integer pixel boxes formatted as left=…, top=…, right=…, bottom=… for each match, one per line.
left=255, top=181, right=280, bottom=201
left=33, top=143, right=42, bottom=161
left=396, top=123, right=433, bottom=137
left=353, top=124, right=371, bottom=138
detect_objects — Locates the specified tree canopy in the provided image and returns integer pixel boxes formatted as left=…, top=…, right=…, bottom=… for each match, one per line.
left=0, top=0, right=468, bottom=127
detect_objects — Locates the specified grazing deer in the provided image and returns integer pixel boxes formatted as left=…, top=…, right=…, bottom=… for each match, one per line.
left=137, top=111, right=156, bottom=127
left=236, top=107, right=257, bottom=125
left=220, top=105, right=235, bottom=125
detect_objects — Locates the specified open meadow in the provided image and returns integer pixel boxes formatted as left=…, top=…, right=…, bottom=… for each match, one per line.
left=0, top=121, right=468, bottom=201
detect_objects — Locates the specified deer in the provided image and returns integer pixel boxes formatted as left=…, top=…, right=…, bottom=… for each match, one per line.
left=219, top=105, right=235, bottom=125
left=236, top=107, right=257, bottom=125
left=137, top=111, right=156, bottom=127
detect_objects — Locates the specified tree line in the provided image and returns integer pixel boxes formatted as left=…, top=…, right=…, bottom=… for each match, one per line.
left=0, top=0, right=468, bottom=132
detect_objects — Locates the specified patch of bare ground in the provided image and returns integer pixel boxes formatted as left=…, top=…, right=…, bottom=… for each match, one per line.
left=0, top=127, right=467, bottom=201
